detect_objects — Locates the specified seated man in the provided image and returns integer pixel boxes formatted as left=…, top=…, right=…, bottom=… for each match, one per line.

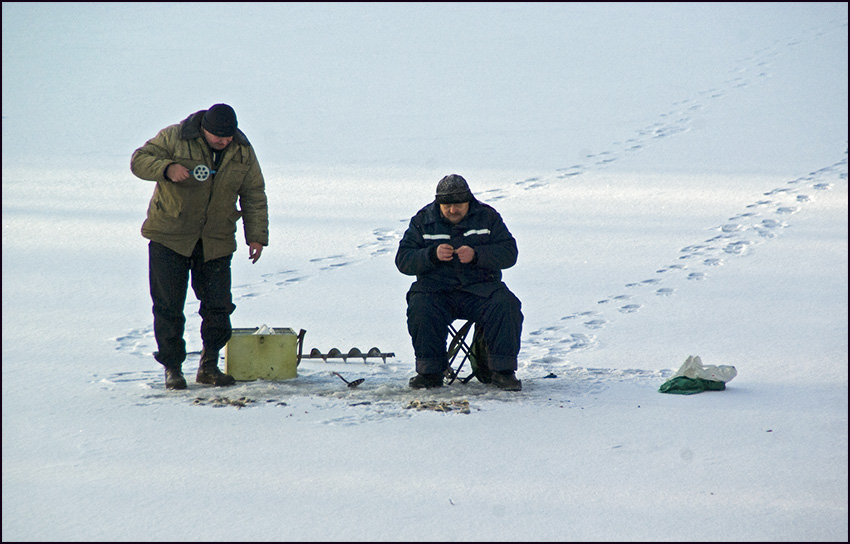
left=395, top=174, right=524, bottom=391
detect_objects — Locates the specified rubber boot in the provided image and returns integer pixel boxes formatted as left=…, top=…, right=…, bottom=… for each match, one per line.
left=165, top=366, right=187, bottom=390
left=409, top=373, right=444, bottom=389
left=196, top=348, right=236, bottom=386
left=491, top=370, right=522, bottom=391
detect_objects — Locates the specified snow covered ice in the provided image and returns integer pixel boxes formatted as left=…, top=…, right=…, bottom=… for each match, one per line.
left=2, top=3, right=847, bottom=541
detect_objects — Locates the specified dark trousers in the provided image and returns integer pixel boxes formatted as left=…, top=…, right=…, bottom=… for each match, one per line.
left=406, top=287, right=523, bottom=374
left=149, top=241, right=235, bottom=368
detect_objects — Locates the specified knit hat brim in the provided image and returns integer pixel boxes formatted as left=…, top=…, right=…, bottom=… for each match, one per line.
left=435, top=174, right=473, bottom=204
left=435, top=190, right=473, bottom=204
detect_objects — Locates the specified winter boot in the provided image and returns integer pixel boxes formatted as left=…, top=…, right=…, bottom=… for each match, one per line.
left=165, top=366, right=187, bottom=390
left=409, top=372, right=444, bottom=389
left=196, top=349, right=236, bottom=386
left=491, top=370, right=522, bottom=391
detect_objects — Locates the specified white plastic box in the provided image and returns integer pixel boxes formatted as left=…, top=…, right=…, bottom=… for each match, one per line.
left=224, top=327, right=298, bottom=381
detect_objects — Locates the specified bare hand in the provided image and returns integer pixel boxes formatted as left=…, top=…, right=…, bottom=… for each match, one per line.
left=248, top=242, right=264, bottom=263
left=436, top=243, right=455, bottom=262
left=455, top=245, right=475, bottom=264
left=436, top=243, right=475, bottom=263
left=166, top=163, right=190, bottom=182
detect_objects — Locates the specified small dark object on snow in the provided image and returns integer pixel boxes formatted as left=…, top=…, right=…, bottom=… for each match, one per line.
left=332, top=372, right=365, bottom=388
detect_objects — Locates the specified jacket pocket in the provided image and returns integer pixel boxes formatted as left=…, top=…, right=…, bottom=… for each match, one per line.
left=153, top=196, right=181, bottom=218
left=143, top=184, right=186, bottom=233
left=227, top=165, right=250, bottom=179
left=205, top=207, right=242, bottom=238
left=219, top=165, right=250, bottom=194
left=149, top=185, right=182, bottom=219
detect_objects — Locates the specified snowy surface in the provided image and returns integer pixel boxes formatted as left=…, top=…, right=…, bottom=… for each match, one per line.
left=2, top=3, right=847, bottom=541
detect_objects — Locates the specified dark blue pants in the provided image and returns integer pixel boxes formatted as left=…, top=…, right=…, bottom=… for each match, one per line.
left=406, top=287, right=523, bottom=374
left=148, top=241, right=235, bottom=368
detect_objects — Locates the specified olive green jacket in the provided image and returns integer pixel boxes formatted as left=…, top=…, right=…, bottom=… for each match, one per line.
left=131, top=110, right=269, bottom=261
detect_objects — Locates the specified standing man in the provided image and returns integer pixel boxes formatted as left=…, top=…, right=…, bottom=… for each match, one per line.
left=131, top=104, right=269, bottom=390
left=396, top=174, right=523, bottom=391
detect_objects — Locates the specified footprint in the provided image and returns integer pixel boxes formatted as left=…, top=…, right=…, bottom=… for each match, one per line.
left=723, top=241, right=749, bottom=255
left=765, top=188, right=792, bottom=196
left=557, top=171, right=583, bottom=179
left=261, top=269, right=298, bottom=279
left=516, top=177, right=547, bottom=189
left=310, top=256, right=330, bottom=263
left=321, top=261, right=352, bottom=270
left=277, top=276, right=306, bottom=284
left=657, top=264, right=686, bottom=273
left=626, top=279, right=660, bottom=287
left=564, top=333, right=596, bottom=350
left=584, top=319, right=607, bottom=329
left=556, top=165, right=585, bottom=179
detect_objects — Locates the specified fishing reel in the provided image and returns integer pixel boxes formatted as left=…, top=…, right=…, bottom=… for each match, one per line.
left=192, top=164, right=211, bottom=181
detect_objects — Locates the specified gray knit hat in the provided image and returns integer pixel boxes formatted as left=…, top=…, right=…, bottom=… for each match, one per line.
left=435, top=174, right=473, bottom=204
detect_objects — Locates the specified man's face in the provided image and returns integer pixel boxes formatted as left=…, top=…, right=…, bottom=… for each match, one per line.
left=203, top=129, right=233, bottom=151
left=439, top=202, right=469, bottom=224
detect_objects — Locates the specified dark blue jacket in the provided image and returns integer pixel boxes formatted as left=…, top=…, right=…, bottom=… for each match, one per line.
left=395, top=199, right=518, bottom=298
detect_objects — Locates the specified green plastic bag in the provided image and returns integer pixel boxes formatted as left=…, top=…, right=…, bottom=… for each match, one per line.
left=658, top=376, right=726, bottom=395
left=659, top=355, right=737, bottom=395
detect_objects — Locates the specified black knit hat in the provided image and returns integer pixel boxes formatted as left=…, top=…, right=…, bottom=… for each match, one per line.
left=435, top=174, right=473, bottom=204
left=202, top=104, right=237, bottom=137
